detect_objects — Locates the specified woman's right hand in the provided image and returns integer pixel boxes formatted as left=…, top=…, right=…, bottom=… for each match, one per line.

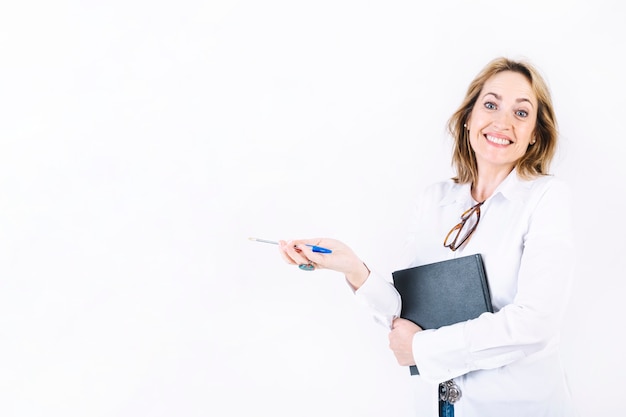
left=278, top=238, right=370, bottom=289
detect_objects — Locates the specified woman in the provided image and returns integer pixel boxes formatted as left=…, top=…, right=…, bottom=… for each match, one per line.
left=278, top=57, right=576, bottom=417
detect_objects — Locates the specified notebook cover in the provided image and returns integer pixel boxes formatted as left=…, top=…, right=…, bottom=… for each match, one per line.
left=392, top=254, right=493, bottom=375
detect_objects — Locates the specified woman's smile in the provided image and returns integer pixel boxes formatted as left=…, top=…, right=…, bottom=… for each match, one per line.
left=484, top=134, right=512, bottom=146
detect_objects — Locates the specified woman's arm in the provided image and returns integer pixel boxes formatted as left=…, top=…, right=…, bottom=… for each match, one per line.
left=410, top=179, right=575, bottom=383
left=278, top=238, right=402, bottom=328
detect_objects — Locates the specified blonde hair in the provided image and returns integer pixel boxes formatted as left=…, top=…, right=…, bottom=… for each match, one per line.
left=447, top=57, right=558, bottom=184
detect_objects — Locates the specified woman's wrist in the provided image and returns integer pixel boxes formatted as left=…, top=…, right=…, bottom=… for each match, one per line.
left=345, top=261, right=370, bottom=290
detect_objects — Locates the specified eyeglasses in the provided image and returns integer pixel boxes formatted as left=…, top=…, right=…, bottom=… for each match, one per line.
left=443, top=201, right=484, bottom=251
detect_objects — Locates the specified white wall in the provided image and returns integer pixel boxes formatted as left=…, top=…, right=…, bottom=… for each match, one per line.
left=1, top=1, right=624, bottom=416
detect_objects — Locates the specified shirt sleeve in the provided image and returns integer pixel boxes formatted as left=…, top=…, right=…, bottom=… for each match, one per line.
left=352, top=267, right=402, bottom=330
left=411, top=178, right=575, bottom=384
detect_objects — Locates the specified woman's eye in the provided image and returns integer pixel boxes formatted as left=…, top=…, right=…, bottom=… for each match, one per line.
left=484, top=102, right=496, bottom=110
left=516, top=110, right=528, bottom=117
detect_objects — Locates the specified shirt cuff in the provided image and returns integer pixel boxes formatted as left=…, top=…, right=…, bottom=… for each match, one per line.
left=353, top=268, right=401, bottom=329
left=412, top=323, right=472, bottom=384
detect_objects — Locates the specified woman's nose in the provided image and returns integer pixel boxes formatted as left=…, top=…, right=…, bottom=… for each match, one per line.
left=493, top=110, right=512, bottom=129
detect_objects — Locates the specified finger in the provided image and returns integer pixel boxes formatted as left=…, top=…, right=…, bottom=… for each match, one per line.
left=277, top=240, right=296, bottom=264
left=278, top=245, right=297, bottom=265
left=278, top=240, right=309, bottom=266
left=291, top=240, right=333, bottom=267
left=282, top=240, right=312, bottom=265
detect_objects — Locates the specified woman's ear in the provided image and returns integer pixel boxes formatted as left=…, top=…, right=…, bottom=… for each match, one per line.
left=464, top=116, right=472, bottom=131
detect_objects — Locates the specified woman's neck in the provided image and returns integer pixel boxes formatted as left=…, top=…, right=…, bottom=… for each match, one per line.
left=472, top=166, right=514, bottom=202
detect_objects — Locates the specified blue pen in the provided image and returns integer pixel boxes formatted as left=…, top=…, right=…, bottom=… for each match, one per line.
left=248, top=237, right=333, bottom=253
left=306, top=244, right=332, bottom=253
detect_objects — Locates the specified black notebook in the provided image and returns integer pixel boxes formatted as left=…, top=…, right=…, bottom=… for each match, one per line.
left=392, top=254, right=493, bottom=375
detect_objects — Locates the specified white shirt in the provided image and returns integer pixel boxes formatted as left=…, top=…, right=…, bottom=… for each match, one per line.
left=355, top=170, right=578, bottom=417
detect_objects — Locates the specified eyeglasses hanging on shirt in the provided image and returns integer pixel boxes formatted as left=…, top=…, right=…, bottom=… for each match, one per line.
left=443, top=201, right=485, bottom=251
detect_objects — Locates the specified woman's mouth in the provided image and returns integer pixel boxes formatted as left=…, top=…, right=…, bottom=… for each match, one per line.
left=485, top=134, right=512, bottom=146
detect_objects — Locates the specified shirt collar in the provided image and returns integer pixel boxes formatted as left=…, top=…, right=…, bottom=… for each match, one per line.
left=439, top=168, right=530, bottom=207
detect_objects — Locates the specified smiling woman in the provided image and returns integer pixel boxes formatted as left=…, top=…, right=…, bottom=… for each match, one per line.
left=276, top=57, right=577, bottom=417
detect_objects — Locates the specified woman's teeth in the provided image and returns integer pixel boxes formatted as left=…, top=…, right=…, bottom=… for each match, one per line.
left=486, top=135, right=511, bottom=145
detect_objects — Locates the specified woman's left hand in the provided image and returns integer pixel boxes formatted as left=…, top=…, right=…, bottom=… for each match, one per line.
left=388, top=318, right=423, bottom=366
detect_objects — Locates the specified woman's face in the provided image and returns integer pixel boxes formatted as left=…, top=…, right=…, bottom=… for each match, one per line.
left=466, top=70, right=538, bottom=174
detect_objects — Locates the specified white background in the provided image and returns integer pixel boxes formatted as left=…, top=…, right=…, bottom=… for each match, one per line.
left=1, top=1, right=624, bottom=416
